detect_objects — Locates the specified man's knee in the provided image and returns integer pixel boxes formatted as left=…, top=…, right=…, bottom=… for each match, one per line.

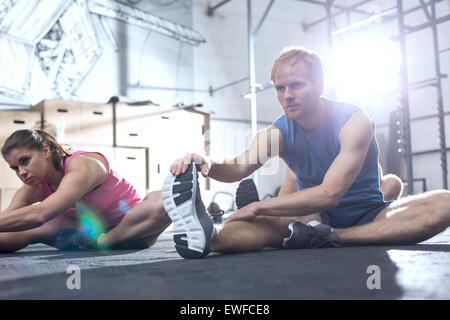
left=381, top=174, right=403, bottom=201
left=431, top=190, right=450, bottom=226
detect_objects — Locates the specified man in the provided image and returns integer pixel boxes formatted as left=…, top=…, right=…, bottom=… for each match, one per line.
left=162, top=47, right=449, bottom=259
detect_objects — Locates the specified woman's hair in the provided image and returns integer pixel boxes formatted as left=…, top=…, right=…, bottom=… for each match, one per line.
left=1, top=129, right=72, bottom=171
left=271, top=46, right=324, bottom=85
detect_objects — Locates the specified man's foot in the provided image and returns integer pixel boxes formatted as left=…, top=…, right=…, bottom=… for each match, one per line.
left=162, top=163, right=214, bottom=259
left=282, top=220, right=341, bottom=249
left=235, top=178, right=260, bottom=209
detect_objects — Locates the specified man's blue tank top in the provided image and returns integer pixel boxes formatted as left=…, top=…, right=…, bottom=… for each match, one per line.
left=273, top=98, right=385, bottom=226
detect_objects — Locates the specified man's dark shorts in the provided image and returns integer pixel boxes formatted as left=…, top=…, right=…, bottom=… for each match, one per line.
left=320, top=200, right=393, bottom=229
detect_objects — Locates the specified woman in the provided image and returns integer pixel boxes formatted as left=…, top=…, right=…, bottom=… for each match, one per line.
left=0, top=129, right=171, bottom=252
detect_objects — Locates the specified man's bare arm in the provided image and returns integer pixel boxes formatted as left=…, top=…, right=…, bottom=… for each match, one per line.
left=170, top=126, right=283, bottom=183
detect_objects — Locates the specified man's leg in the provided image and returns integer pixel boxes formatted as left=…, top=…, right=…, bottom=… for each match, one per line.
left=380, top=174, right=404, bottom=201
left=335, top=190, right=450, bottom=245
left=211, top=214, right=321, bottom=253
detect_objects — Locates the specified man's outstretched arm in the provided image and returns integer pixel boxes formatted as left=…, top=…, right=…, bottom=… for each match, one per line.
left=170, top=126, right=282, bottom=183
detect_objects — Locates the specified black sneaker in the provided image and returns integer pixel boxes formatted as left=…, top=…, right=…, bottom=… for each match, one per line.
left=235, top=178, right=260, bottom=209
left=207, top=202, right=224, bottom=224
left=162, top=163, right=214, bottom=259
left=50, top=229, right=96, bottom=251
left=282, top=220, right=341, bottom=249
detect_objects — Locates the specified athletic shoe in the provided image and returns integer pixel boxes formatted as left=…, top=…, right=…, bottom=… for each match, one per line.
left=207, top=202, right=224, bottom=224
left=282, top=220, right=341, bottom=249
left=235, top=178, right=260, bottom=209
left=162, top=163, right=214, bottom=259
left=50, top=229, right=96, bottom=251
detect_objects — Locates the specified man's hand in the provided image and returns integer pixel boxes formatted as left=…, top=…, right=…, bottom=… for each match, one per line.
left=224, top=202, right=259, bottom=224
left=170, top=153, right=210, bottom=177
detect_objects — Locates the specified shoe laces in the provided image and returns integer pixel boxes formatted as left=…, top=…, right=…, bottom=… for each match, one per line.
left=209, top=210, right=224, bottom=223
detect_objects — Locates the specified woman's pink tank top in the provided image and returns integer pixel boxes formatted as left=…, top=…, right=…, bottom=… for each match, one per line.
left=39, top=151, right=142, bottom=227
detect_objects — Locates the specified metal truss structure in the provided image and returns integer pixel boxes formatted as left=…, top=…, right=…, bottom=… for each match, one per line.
left=0, top=0, right=205, bottom=105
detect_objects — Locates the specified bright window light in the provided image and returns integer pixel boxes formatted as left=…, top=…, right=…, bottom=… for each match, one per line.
left=331, top=32, right=401, bottom=107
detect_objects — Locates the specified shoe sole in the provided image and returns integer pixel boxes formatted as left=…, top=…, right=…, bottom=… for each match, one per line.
left=235, top=179, right=259, bottom=209
left=162, top=164, right=212, bottom=259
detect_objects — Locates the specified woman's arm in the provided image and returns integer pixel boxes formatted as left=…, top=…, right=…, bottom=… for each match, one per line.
left=1, top=185, right=45, bottom=215
left=0, top=155, right=108, bottom=232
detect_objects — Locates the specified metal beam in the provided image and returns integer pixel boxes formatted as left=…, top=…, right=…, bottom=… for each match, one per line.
left=405, top=14, right=450, bottom=35
left=397, top=0, right=414, bottom=194
left=304, top=0, right=446, bottom=32
left=247, top=0, right=257, bottom=139
left=325, top=0, right=335, bottom=97
left=0, top=102, right=31, bottom=109
left=298, top=0, right=369, bottom=16
left=430, top=0, right=448, bottom=189
left=242, top=82, right=274, bottom=98
left=209, top=77, right=249, bottom=96
left=376, top=110, right=450, bottom=129
left=303, top=0, right=373, bottom=31
left=403, top=0, right=444, bottom=16
left=89, top=0, right=206, bottom=46
left=418, top=0, right=432, bottom=21
left=207, top=0, right=233, bottom=16
left=253, top=0, right=275, bottom=37
left=247, top=0, right=258, bottom=185
left=331, top=7, right=396, bottom=36
left=129, top=83, right=210, bottom=93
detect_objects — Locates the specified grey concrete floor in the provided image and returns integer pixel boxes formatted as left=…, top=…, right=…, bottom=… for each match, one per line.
left=1, top=228, right=449, bottom=300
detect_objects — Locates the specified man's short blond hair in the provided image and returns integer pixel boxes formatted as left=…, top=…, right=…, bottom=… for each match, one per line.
left=271, top=47, right=324, bottom=85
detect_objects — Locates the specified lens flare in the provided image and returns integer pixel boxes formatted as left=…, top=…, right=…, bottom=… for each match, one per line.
left=76, top=203, right=106, bottom=240
left=332, top=31, right=400, bottom=107
left=117, top=199, right=131, bottom=215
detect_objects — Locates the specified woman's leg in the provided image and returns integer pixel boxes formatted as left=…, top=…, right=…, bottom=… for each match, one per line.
left=0, top=214, right=79, bottom=253
left=97, top=191, right=172, bottom=249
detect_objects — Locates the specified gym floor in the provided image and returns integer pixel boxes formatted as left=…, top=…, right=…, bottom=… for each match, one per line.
left=1, top=228, right=449, bottom=300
